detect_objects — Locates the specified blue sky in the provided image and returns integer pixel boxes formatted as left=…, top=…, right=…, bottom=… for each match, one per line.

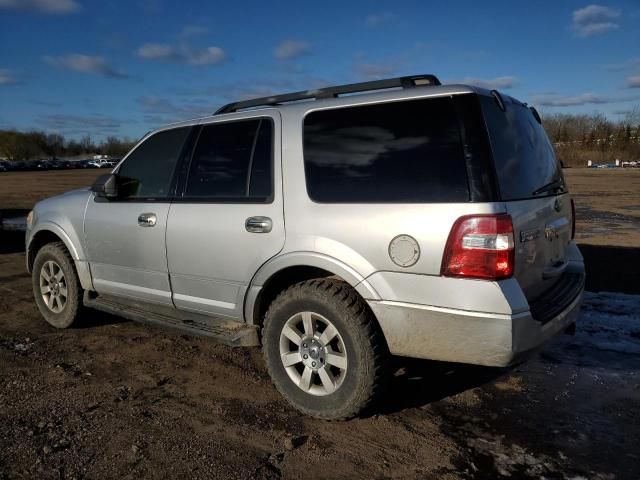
left=0, top=0, right=639, bottom=141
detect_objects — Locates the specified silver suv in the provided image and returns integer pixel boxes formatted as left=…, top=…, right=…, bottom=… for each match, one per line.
left=26, top=75, right=585, bottom=419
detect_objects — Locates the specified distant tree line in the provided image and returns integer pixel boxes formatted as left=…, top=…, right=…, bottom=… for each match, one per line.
left=542, top=108, right=640, bottom=167
left=0, top=130, right=137, bottom=162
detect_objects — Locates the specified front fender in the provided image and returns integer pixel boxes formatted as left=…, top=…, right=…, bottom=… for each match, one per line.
left=26, top=187, right=93, bottom=291
left=27, top=188, right=91, bottom=264
left=27, top=221, right=94, bottom=291
left=28, top=221, right=81, bottom=261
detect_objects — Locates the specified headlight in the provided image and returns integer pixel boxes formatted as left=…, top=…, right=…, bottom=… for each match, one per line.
left=26, top=210, right=33, bottom=229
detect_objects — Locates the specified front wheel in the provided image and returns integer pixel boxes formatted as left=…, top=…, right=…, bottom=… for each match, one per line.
left=262, top=279, right=387, bottom=420
left=32, top=242, right=83, bottom=329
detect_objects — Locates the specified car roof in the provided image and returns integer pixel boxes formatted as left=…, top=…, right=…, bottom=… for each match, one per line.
left=151, top=75, right=522, bottom=135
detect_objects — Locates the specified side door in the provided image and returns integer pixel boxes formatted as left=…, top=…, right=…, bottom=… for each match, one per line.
left=166, top=113, right=284, bottom=319
left=84, top=126, right=192, bottom=305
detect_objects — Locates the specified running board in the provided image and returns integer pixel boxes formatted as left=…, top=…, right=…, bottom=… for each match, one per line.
left=83, top=292, right=260, bottom=347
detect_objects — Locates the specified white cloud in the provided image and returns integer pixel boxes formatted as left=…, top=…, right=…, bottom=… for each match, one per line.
left=187, top=46, right=226, bottom=65
left=137, top=95, right=213, bottom=126
left=572, top=4, right=621, bottom=37
left=137, top=43, right=178, bottom=60
left=354, top=62, right=399, bottom=80
left=604, top=57, right=640, bottom=72
left=0, top=69, right=20, bottom=85
left=532, top=92, right=606, bottom=106
left=530, top=92, right=640, bottom=107
left=274, top=40, right=310, bottom=60
left=136, top=43, right=226, bottom=65
left=0, top=0, right=79, bottom=13
left=447, top=76, right=518, bottom=89
left=43, top=54, right=127, bottom=78
left=365, top=12, right=394, bottom=27
left=180, top=25, right=209, bottom=38
left=626, top=75, right=640, bottom=88
left=42, top=113, right=122, bottom=133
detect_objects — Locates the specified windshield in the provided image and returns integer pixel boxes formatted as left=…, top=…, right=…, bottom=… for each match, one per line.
left=480, top=95, right=566, bottom=201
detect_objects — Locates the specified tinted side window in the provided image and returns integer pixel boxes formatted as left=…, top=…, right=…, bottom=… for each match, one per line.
left=248, top=120, right=273, bottom=198
left=184, top=119, right=273, bottom=199
left=453, top=94, right=499, bottom=202
left=303, top=97, right=468, bottom=203
left=117, top=127, right=190, bottom=199
left=480, top=95, right=565, bottom=201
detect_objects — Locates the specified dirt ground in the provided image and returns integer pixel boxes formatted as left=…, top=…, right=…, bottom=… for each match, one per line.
left=566, top=168, right=640, bottom=248
left=1, top=168, right=639, bottom=479
left=0, top=170, right=106, bottom=213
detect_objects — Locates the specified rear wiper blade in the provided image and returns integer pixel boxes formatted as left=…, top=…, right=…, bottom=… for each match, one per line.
left=532, top=179, right=564, bottom=196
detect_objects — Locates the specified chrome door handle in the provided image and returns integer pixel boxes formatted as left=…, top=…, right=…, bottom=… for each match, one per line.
left=138, top=213, right=157, bottom=227
left=245, top=216, right=272, bottom=233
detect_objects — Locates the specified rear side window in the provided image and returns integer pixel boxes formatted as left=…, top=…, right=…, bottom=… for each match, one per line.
left=303, top=97, right=469, bottom=203
left=184, top=119, right=273, bottom=200
left=117, top=127, right=190, bottom=199
left=480, top=95, right=565, bottom=201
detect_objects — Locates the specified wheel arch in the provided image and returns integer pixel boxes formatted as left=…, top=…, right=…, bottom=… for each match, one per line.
left=27, top=225, right=78, bottom=270
left=27, top=224, right=93, bottom=291
left=244, top=252, right=380, bottom=326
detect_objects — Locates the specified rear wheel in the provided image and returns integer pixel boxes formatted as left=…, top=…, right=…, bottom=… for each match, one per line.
left=32, top=242, right=83, bottom=329
left=262, top=278, right=386, bottom=420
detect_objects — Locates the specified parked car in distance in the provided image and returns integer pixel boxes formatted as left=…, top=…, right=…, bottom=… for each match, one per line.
left=25, top=74, right=585, bottom=419
left=87, top=159, right=117, bottom=169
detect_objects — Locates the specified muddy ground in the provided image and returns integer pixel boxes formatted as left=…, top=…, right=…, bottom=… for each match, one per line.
left=1, top=168, right=639, bottom=479
left=567, top=168, right=640, bottom=248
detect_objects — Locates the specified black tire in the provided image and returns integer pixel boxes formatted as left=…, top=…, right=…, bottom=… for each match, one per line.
left=262, top=278, right=387, bottom=420
left=32, top=242, right=83, bottom=329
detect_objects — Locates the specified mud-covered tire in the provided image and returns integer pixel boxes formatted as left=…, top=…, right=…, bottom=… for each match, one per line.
left=32, top=242, right=83, bottom=329
left=262, top=278, right=387, bottom=420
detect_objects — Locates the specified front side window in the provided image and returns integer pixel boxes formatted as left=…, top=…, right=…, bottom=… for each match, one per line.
left=183, top=119, right=273, bottom=200
left=117, top=127, right=190, bottom=199
left=303, top=97, right=469, bottom=203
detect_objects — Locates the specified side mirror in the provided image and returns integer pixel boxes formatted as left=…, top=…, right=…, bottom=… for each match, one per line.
left=91, top=173, right=118, bottom=199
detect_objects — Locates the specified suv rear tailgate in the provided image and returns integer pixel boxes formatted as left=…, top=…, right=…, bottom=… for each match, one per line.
left=479, top=92, right=577, bottom=304
left=507, top=193, right=573, bottom=301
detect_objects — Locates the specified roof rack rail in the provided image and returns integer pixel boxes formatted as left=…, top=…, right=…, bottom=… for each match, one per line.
left=214, top=74, right=441, bottom=115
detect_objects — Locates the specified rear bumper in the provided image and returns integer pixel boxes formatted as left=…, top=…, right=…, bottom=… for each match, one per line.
left=367, top=274, right=584, bottom=368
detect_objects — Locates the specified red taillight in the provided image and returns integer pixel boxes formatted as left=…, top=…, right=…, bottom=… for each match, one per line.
left=441, top=214, right=515, bottom=280
left=570, top=198, right=576, bottom=240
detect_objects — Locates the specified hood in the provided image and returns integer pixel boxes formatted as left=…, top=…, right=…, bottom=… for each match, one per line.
left=33, top=187, right=92, bottom=219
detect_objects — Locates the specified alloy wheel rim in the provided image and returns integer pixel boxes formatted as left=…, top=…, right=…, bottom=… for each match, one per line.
left=279, top=311, right=348, bottom=396
left=39, top=260, right=67, bottom=313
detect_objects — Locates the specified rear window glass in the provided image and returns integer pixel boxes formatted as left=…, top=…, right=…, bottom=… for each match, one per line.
left=480, top=95, right=565, bottom=201
left=303, top=97, right=469, bottom=203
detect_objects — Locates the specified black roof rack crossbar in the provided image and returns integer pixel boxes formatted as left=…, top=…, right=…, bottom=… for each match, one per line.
left=214, top=74, right=441, bottom=115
